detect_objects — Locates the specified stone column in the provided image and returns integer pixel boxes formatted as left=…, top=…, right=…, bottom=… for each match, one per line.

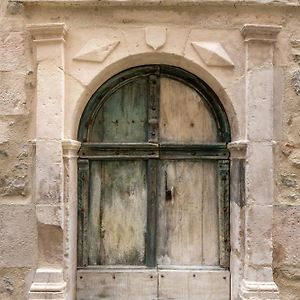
left=239, top=24, right=281, bottom=299
left=27, top=23, right=67, bottom=299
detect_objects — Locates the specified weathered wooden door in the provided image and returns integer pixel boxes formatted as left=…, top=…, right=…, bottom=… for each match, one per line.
left=77, top=65, right=231, bottom=300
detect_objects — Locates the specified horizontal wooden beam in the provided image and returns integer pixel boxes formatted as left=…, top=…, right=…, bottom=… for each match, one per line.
left=79, top=143, right=229, bottom=159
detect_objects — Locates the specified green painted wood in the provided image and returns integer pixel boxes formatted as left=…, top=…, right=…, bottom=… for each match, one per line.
left=218, top=160, right=230, bottom=269
left=89, top=160, right=148, bottom=265
left=78, top=65, right=231, bottom=143
left=77, top=159, right=89, bottom=267
left=90, top=78, right=148, bottom=143
left=146, top=159, right=158, bottom=267
left=148, top=74, right=160, bottom=143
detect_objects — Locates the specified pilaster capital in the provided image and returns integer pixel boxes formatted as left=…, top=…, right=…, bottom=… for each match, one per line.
left=63, top=139, right=81, bottom=158
left=241, top=24, right=282, bottom=43
left=27, top=23, right=67, bottom=43
left=228, top=140, right=248, bottom=159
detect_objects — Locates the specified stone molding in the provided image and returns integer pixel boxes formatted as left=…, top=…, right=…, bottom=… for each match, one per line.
left=62, top=139, right=81, bottom=158
left=21, top=0, right=300, bottom=7
left=241, top=24, right=282, bottom=43
left=29, top=268, right=66, bottom=299
left=239, top=280, right=279, bottom=299
left=228, top=140, right=248, bottom=159
left=27, top=23, right=67, bottom=43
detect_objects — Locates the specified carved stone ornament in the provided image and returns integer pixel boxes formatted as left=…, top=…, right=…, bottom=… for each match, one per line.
left=74, top=39, right=120, bottom=63
left=191, top=42, right=234, bottom=67
left=145, top=26, right=167, bottom=50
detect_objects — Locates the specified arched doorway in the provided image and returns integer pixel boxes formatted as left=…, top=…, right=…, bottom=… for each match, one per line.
left=77, top=65, right=231, bottom=299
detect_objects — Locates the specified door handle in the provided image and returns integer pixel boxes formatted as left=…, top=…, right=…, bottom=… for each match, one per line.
left=165, top=171, right=174, bottom=202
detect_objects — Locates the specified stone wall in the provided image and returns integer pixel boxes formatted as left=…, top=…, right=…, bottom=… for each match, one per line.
left=0, top=1, right=299, bottom=299
left=0, top=1, right=37, bottom=300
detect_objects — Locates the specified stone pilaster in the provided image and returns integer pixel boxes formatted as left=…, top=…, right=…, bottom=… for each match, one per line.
left=28, top=23, right=67, bottom=300
left=62, top=139, right=81, bottom=300
left=239, top=24, right=281, bottom=299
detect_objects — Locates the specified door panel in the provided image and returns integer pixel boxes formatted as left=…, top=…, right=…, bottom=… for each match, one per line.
left=158, top=269, right=230, bottom=300
left=160, top=78, right=217, bottom=144
left=88, top=160, right=147, bottom=265
left=157, top=160, right=219, bottom=266
left=90, top=78, right=148, bottom=143
left=77, top=269, right=157, bottom=300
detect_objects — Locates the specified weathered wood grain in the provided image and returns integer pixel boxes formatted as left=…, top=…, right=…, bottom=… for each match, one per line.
left=157, top=160, right=219, bottom=266
left=90, top=78, right=148, bottom=143
left=77, top=269, right=157, bottom=300
left=160, top=77, right=217, bottom=144
left=158, top=269, right=230, bottom=300
left=88, top=161, right=147, bottom=265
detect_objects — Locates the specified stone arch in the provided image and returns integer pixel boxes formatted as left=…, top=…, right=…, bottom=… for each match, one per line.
left=71, top=52, right=239, bottom=142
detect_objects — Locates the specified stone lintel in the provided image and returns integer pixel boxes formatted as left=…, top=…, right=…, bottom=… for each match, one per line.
left=27, top=23, right=67, bottom=43
left=241, top=24, right=282, bottom=43
left=228, top=140, right=248, bottom=159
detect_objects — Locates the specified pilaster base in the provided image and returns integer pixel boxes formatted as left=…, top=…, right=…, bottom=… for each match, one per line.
left=239, top=280, right=279, bottom=300
left=29, top=268, right=66, bottom=300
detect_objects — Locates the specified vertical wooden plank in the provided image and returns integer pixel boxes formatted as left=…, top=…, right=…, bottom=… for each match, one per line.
left=146, top=159, right=158, bottom=267
left=77, top=158, right=89, bottom=267
left=202, top=161, right=219, bottom=265
left=87, top=161, right=101, bottom=265
left=218, top=160, right=230, bottom=269
left=148, top=74, right=160, bottom=143
left=160, top=77, right=217, bottom=144
left=99, top=161, right=147, bottom=265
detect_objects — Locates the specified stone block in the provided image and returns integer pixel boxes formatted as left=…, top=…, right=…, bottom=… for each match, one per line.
left=245, top=142, right=274, bottom=205
left=0, top=267, right=34, bottom=300
left=245, top=205, right=273, bottom=266
left=35, top=141, right=64, bottom=206
left=0, top=32, right=26, bottom=71
left=36, top=62, right=64, bottom=140
left=0, top=72, right=27, bottom=115
left=273, top=205, right=300, bottom=268
left=0, top=205, right=37, bottom=268
left=0, top=116, right=31, bottom=198
left=246, top=67, right=274, bottom=141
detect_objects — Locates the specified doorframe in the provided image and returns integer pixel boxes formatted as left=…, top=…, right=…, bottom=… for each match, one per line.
left=76, top=65, right=232, bottom=298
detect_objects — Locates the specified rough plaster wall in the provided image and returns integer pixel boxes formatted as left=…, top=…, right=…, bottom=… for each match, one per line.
left=0, top=1, right=37, bottom=300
